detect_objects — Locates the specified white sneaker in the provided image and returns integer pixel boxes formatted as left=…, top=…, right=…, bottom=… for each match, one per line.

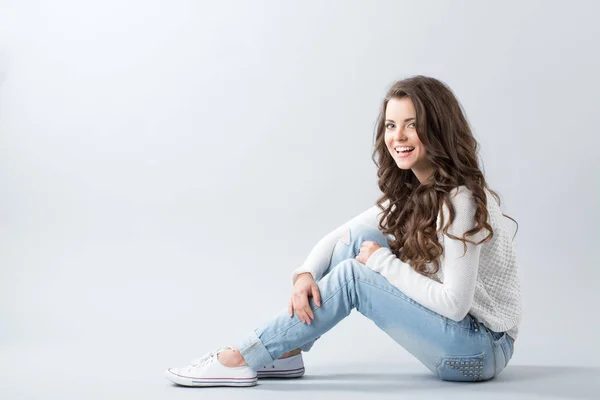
left=164, top=347, right=257, bottom=387
left=256, top=353, right=305, bottom=378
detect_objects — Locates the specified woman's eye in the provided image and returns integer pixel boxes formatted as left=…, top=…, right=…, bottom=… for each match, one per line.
left=385, top=123, right=395, bottom=129
left=408, top=122, right=415, bottom=128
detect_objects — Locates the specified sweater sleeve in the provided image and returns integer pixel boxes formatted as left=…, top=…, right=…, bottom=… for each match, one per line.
left=365, top=187, right=487, bottom=321
left=291, top=201, right=386, bottom=285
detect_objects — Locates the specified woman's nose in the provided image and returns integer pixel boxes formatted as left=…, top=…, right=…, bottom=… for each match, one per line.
left=394, top=128, right=407, bottom=140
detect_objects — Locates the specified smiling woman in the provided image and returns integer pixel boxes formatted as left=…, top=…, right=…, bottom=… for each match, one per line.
left=165, top=75, right=521, bottom=387
left=384, top=98, right=432, bottom=183
left=370, top=77, right=519, bottom=280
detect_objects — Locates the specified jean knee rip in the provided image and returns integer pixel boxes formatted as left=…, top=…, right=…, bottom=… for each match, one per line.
left=436, top=353, right=487, bottom=382
left=340, top=228, right=351, bottom=245
left=349, top=224, right=388, bottom=247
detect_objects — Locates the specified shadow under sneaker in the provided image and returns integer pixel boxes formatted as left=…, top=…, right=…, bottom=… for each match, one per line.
left=165, top=347, right=257, bottom=387
left=256, top=353, right=305, bottom=378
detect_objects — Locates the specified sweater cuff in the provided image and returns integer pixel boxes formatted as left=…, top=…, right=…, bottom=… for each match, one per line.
left=365, top=246, right=393, bottom=271
left=291, top=267, right=318, bottom=285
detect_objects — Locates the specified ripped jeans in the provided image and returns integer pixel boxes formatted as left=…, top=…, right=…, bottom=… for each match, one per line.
left=236, top=223, right=515, bottom=381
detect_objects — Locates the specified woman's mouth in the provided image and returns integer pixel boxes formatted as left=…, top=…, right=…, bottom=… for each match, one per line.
left=394, top=146, right=415, bottom=158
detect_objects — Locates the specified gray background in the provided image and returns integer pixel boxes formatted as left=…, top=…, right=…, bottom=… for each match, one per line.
left=1, top=0, right=598, bottom=399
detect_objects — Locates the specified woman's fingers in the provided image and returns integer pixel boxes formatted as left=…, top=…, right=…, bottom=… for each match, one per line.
left=311, top=283, right=322, bottom=307
left=293, top=293, right=307, bottom=323
left=300, top=293, right=315, bottom=322
left=298, top=310, right=308, bottom=324
left=295, top=300, right=315, bottom=324
left=291, top=291, right=321, bottom=324
left=294, top=305, right=307, bottom=324
left=292, top=300, right=306, bottom=323
left=305, top=306, right=315, bottom=321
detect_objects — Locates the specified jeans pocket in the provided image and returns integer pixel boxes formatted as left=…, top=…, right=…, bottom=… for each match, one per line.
left=436, top=352, right=486, bottom=382
left=490, top=331, right=510, bottom=373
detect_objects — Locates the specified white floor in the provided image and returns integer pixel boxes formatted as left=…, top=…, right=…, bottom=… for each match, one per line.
left=3, top=361, right=598, bottom=400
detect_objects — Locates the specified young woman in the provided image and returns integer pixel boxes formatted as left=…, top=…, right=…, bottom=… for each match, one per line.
left=165, top=75, right=521, bottom=387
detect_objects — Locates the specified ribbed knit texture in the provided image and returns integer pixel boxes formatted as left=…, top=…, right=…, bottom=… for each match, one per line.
left=291, top=185, right=521, bottom=341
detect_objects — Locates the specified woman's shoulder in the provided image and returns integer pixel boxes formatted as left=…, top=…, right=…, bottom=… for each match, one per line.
left=448, top=185, right=494, bottom=206
left=448, top=185, right=475, bottom=207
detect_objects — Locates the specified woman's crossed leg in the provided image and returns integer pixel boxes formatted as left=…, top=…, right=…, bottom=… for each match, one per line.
left=230, top=224, right=512, bottom=382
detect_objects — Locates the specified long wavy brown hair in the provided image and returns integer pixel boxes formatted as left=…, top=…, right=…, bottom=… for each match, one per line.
left=371, top=75, right=518, bottom=276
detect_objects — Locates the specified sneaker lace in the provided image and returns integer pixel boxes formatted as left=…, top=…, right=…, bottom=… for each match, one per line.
left=188, top=347, right=230, bottom=370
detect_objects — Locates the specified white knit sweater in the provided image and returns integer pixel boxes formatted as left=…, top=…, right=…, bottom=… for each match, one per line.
left=291, top=186, right=521, bottom=341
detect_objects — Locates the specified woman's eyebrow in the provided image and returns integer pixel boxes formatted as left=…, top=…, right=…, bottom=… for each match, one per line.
left=385, top=117, right=416, bottom=123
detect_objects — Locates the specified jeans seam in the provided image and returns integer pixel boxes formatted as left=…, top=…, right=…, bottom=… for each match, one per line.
left=352, top=276, right=459, bottom=327
left=260, top=276, right=354, bottom=346
left=262, top=264, right=474, bottom=347
left=261, top=268, right=387, bottom=345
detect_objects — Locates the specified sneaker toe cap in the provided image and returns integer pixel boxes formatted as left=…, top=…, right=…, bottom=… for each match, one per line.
left=165, top=367, right=184, bottom=377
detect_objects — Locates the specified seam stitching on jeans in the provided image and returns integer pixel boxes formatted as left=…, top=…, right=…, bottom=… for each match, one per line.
left=353, top=276, right=451, bottom=323
left=353, top=275, right=478, bottom=333
left=262, top=265, right=476, bottom=347
left=260, top=278, right=355, bottom=345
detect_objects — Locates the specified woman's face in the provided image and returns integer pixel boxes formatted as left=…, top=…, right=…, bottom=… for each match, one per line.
left=384, top=97, right=434, bottom=183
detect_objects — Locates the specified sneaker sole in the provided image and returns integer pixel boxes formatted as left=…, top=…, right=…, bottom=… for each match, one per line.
left=165, top=368, right=258, bottom=387
left=257, top=366, right=305, bottom=378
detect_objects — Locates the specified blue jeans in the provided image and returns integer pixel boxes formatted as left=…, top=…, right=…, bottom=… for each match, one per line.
left=236, top=223, right=515, bottom=381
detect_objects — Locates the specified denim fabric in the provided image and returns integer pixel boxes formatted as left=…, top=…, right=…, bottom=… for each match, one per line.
left=236, top=223, right=515, bottom=382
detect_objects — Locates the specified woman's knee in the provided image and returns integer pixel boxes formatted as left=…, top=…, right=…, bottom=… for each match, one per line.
left=328, top=258, right=377, bottom=283
left=347, top=224, right=390, bottom=249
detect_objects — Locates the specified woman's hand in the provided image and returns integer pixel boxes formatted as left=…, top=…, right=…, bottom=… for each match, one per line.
left=289, top=273, right=322, bottom=325
left=355, top=240, right=382, bottom=264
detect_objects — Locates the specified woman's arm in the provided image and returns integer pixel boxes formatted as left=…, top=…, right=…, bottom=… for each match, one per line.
left=365, top=188, right=488, bottom=321
left=291, top=201, right=385, bottom=285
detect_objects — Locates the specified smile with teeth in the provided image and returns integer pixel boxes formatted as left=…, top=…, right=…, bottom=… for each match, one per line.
left=395, top=146, right=415, bottom=154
